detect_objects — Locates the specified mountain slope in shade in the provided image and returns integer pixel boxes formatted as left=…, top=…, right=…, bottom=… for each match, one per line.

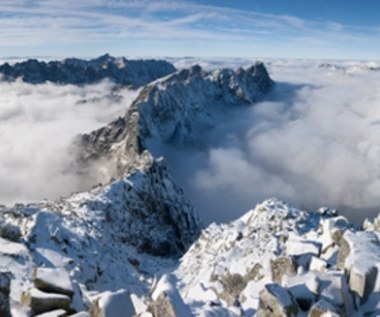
left=0, top=54, right=176, bottom=87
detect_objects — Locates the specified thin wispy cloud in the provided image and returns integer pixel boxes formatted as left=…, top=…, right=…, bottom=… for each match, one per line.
left=0, top=0, right=378, bottom=59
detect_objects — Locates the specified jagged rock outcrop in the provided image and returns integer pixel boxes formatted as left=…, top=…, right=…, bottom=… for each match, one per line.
left=0, top=54, right=176, bottom=87
left=257, top=283, right=299, bottom=317
left=77, top=62, right=274, bottom=181
left=0, top=152, right=200, bottom=315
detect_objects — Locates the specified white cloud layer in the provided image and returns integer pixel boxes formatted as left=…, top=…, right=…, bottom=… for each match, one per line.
left=1, top=58, right=380, bottom=226
left=163, top=59, right=380, bottom=224
left=0, top=79, right=138, bottom=205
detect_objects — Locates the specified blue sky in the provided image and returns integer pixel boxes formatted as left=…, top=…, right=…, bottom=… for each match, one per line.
left=0, top=0, right=379, bottom=60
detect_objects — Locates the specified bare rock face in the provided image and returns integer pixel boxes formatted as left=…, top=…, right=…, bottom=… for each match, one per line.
left=271, top=257, right=297, bottom=284
left=307, top=299, right=341, bottom=317
left=22, top=288, right=71, bottom=315
left=0, top=222, right=22, bottom=242
left=0, top=272, right=12, bottom=317
left=148, top=275, right=193, bottom=317
left=148, top=291, right=193, bottom=317
left=257, top=284, right=299, bottom=317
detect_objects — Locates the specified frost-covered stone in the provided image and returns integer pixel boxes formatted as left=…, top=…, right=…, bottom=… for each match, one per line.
left=90, top=289, right=136, bottom=317
left=308, top=256, right=327, bottom=272
left=34, top=309, right=68, bottom=317
left=149, top=275, right=193, bottom=317
left=257, top=283, right=298, bottom=317
left=285, top=239, right=321, bottom=257
left=349, top=265, right=378, bottom=305
left=34, top=267, right=74, bottom=297
left=337, top=230, right=380, bottom=303
left=69, top=312, right=91, bottom=317
left=22, top=288, right=71, bottom=315
left=149, top=292, right=193, bottom=317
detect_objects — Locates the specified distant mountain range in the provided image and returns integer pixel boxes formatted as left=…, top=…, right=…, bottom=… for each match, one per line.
left=0, top=54, right=176, bottom=86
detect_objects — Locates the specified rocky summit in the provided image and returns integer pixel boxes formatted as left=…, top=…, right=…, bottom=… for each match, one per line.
left=0, top=54, right=176, bottom=87
left=77, top=62, right=274, bottom=182
left=1, top=59, right=380, bottom=317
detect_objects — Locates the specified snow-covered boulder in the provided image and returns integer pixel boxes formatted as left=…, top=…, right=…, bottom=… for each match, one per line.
left=90, top=289, right=136, bottom=317
left=34, top=268, right=74, bottom=297
left=149, top=275, right=193, bottom=317
left=34, top=309, right=68, bottom=317
left=22, top=288, right=71, bottom=315
left=257, top=283, right=299, bottom=317
left=337, top=230, right=380, bottom=304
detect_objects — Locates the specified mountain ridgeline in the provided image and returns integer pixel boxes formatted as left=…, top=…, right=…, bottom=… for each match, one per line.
left=0, top=54, right=176, bottom=86
left=78, top=61, right=274, bottom=181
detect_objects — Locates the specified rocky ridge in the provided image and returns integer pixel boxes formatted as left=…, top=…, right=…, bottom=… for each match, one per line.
left=0, top=152, right=200, bottom=316
left=153, top=199, right=380, bottom=317
left=0, top=54, right=176, bottom=87
left=77, top=62, right=274, bottom=181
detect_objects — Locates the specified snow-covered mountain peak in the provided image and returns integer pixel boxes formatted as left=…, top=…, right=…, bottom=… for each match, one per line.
left=77, top=62, right=275, bottom=186
left=0, top=55, right=176, bottom=86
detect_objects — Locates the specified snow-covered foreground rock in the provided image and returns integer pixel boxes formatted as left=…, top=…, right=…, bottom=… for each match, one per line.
left=2, top=192, right=380, bottom=316
left=0, top=154, right=200, bottom=316
left=169, top=199, right=380, bottom=317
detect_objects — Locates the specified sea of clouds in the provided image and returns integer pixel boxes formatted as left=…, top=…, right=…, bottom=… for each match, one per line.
left=0, top=78, right=138, bottom=205
left=1, top=59, right=380, bottom=225
left=165, top=58, right=380, bottom=224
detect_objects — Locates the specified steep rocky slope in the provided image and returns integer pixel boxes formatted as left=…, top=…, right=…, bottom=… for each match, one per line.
left=0, top=153, right=200, bottom=316
left=0, top=54, right=176, bottom=87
